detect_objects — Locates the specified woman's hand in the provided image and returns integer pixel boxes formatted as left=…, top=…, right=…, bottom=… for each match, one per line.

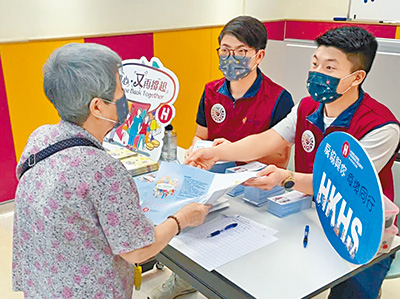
left=175, top=202, right=211, bottom=228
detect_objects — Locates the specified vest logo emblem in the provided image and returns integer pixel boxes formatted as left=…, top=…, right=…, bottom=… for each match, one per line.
left=301, top=130, right=315, bottom=153
left=211, top=104, right=226, bottom=123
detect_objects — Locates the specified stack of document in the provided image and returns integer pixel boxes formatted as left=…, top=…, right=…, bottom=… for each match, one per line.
left=243, top=185, right=285, bottom=207
left=107, top=147, right=159, bottom=176
left=120, top=154, right=159, bottom=176
left=107, top=147, right=137, bottom=159
left=225, top=162, right=267, bottom=197
left=267, top=190, right=312, bottom=217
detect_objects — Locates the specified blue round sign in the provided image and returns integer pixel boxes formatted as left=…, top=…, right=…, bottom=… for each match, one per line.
left=312, top=131, right=384, bottom=264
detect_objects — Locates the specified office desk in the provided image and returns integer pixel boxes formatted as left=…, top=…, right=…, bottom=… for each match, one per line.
left=156, top=195, right=400, bottom=299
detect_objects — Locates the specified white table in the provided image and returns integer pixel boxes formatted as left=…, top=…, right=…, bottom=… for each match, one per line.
left=103, top=144, right=399, bottom=298
left=156, top=186, right=400, bottom=298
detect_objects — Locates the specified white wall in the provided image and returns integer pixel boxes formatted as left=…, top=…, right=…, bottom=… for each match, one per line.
left=260, top=39, right=400, bottom=122
left=245, top=0, right=349, bottom=21
left=243, top=0, right=285, bottom=20
left=0, top=0, right=242, bottom=42
left=0, top=0, right=351, bottom=43
left=284, top=0, right=349, bottom=20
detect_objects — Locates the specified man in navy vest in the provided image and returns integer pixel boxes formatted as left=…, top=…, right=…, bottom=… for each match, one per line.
left=186, top=26, right=400, bottom=299
left=185, top=16, right=294, bottom=168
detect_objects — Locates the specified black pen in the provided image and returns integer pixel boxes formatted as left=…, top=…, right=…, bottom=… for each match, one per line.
left=303, top=225, right=309, bottom=248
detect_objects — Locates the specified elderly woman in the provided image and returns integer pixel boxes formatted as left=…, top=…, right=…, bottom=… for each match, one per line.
left=12, top=43, right=210, bottom=299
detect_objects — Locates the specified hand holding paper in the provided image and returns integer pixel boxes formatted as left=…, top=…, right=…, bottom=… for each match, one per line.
left=174, top=202, right=211, bottom=228
left=134, top=162, right=260, bottom=224
left=243, top=164, right=289, bottom=190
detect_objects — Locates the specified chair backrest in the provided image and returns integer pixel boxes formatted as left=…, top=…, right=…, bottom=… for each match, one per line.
left=392, top=160, right=400, bottom=228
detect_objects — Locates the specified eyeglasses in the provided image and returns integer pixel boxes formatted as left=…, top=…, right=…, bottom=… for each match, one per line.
left=118, top=66, right=125, bottom=78
left=216, top=47, right=255, bottom=61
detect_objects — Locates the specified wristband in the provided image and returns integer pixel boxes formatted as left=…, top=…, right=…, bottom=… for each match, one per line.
left=167, top=215, right=181, bottom=235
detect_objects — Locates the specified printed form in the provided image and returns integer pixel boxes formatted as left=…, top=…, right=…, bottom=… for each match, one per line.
left=170, top=214, right=278, bottom=271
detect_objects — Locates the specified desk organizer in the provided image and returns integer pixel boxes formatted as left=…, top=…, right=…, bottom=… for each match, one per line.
left=266, top=190, right=312, bottom=217
left=379, top=224, right=398, bottom=254
left=378, top=195, right=399, bottom=254
left=384, top=195, right=399, bottom=228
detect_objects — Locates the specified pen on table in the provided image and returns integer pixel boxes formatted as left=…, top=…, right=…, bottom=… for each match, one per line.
left=207, top=222, right=238, bottom=238
left=303, top=225, right=309, bottom=248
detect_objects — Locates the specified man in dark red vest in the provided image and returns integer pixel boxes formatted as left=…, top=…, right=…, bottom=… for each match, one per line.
left=186, top=16, right=294, bottom=168
left=151, top=16, right=294, bottom=299
left=186, top=26, right=399, bottom=299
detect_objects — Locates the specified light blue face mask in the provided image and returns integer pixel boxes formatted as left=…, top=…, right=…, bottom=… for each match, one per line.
left=219, top=54, right=257, bottom=81
left=99, top=94, right=129, bottom=128
left=306, top=71, right=354, bottom=104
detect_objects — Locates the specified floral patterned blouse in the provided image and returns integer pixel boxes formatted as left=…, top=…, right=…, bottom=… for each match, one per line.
left=12, top=120, right=155, bottom=298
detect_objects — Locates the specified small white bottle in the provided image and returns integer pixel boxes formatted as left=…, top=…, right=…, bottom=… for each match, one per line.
left=160, top=124, right=177, bottom=161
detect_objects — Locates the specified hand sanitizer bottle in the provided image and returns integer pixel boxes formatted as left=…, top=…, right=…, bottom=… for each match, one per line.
left=160, top=124, right=177, bottom=161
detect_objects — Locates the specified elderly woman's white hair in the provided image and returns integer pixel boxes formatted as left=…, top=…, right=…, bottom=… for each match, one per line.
left=43, top=43, right=122, bottom=125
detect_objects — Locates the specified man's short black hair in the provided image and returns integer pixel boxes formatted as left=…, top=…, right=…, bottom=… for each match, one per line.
left=218, top=16, right=268, bottom=50
left=315, top=26, right=378, bottom=74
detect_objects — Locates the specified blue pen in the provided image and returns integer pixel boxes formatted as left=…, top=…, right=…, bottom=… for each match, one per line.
left=207, top=223, right=238, bottom=238
left=303, top=225, right=309, bottom=248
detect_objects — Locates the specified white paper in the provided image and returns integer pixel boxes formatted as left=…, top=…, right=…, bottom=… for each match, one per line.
left=170, top=214, right=278, bottom=271
left=192, top=140, right=230, bottom=164
left=209, top=197, right=230, bottom=213
left=193, top=140, right=213, bottom=151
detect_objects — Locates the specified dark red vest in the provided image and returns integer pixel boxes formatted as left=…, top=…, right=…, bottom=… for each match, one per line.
left=204, top=74, right=284, bottom=142
left=295, top=92, right=399, bottom=200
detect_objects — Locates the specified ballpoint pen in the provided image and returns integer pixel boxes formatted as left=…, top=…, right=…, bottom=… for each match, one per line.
left=207, top=222, right=238, bottom=238
left=303, top=225, right=309, bottom=248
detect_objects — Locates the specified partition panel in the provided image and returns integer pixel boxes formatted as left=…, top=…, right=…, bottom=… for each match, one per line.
left=85, top=33, right=154, bottom=60
left=0, top=55, right=17, bottom=202
left=154, top=28, right=215, bottom=148
left=0, top=39, right=83, bottom=160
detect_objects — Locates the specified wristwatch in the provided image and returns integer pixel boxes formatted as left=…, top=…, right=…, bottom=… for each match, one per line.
left=281, top=171, right=295, bottom=190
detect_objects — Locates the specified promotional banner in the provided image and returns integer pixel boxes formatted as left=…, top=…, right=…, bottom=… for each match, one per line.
left=313, top=132, right=384, bottom=264
left=107, top=56, right=179, bottom=161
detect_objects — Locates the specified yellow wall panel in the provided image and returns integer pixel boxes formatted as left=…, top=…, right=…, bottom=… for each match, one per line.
left=210, top=26, right=224, bottom=81
left=154, top=28, right=219, bottom=148
left=0, top=39, right=84, bottom=159
left=396, top=26, right=400, bottom=39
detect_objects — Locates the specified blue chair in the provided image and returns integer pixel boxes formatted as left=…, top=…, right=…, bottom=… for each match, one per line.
left=386, top=160, right=400, bottom=279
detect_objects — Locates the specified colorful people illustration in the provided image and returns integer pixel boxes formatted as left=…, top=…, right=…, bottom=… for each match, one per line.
left=135, top=114, right=150, bottom=150
left=145, top=113, right=161, bottom=150
left=127, top=107, right=143, bottom=150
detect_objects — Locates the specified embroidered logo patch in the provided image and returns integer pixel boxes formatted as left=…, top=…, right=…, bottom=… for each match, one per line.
left=302, top=130, right=315, bottom=153
left=211, top=104, right=226, bottom=123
